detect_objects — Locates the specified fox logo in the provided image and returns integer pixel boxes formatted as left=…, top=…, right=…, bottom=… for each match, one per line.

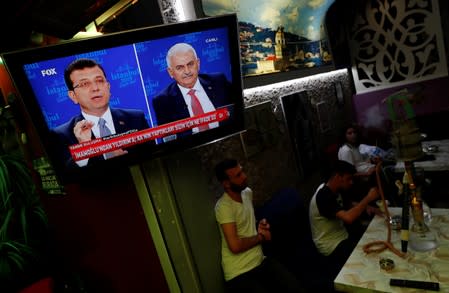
left=41, top=68, right=57, bottom=76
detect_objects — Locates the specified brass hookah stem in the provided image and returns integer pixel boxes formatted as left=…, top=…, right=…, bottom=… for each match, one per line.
left=362, top=162, right=405, bottom=257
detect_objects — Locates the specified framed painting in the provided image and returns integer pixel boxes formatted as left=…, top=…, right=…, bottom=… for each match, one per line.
left=195, top=0, right=336, bottom=87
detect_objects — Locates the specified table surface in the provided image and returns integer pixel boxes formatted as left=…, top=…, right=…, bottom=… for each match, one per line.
left=394, top=139, right=449, bottom=172
left=334, top=208, right=449, bottom=292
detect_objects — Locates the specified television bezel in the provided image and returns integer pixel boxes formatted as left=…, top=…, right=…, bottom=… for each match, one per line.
left=1, top=13, right=244, bottom=184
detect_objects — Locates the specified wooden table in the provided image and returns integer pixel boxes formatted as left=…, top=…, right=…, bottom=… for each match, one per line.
left=334, top=208, right=449, bottom=292
left=394, top=139, right=449, bottom=173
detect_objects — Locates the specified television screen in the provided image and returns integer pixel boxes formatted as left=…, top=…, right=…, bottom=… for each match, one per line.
left=1, top=13, right=244, bottom=183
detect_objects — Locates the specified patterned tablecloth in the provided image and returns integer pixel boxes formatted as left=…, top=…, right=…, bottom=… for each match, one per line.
left=334, top=208, right=449, bottom=292
left=394, top=140, right=449, bottom=172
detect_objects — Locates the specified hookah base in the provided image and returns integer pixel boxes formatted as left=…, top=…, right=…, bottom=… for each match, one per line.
left=409, top=230, right=438, bottom=252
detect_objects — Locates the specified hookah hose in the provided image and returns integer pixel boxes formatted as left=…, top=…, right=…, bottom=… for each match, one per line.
left=362, top=162, right=406, bottom=258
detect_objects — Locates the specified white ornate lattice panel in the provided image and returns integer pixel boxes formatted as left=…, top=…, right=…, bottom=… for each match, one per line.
left=350, top=0, right=448, bottom=93
left=157, top=0, right=182, bottom=23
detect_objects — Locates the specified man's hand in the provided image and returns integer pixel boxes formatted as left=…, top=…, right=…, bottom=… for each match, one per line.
left=366, top=205, right=382, bottom=217
left=366, top=166, right=376, bottom=175
left=371, top=156, right=382, bottom=164
left=367, top=187, right=380, bottom=202
left=258, top=218, right=271, bottom=241
left=107, top=149, right=128, bottom=159
left=73, top=120, right=94, bottom=143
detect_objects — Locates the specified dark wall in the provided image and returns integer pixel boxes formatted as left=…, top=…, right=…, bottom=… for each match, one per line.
left=42, top=174, right=170, bottom=292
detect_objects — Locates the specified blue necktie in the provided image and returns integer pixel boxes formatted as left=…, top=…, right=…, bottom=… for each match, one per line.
left=98, top=118, right=113, bottom=159
left=98, top=118, right=111, bottom=137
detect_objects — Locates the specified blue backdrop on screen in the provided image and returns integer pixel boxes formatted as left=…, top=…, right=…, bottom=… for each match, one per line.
left=23, top=27, right=232, bottom=129
left=23, top=45, right=149, bottom=129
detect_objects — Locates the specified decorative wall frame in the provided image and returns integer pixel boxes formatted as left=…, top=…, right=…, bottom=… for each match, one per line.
left=349, top=0, right=448, bottom=94
left=193, top=0, right=336, bottom=84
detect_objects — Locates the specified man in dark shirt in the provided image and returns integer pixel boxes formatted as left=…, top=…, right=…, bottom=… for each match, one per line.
left=309, top=160, right=380, bottom=279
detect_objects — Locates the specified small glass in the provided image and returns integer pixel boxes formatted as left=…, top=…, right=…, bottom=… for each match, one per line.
left=389, top=215, right=402, bottom=230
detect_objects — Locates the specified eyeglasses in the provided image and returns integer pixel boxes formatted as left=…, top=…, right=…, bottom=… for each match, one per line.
left=73, top=78, right=107, bottom=90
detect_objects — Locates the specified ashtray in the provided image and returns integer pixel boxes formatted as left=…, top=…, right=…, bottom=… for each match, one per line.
left=425, top=145, right=439, bottom=153
left=389, top=215, right=402, bottom=230
left=379, top=258, right=395, bottom=271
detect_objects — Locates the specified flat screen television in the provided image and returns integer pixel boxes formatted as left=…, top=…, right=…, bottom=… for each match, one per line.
left=1, top=13, right=244, bottom=183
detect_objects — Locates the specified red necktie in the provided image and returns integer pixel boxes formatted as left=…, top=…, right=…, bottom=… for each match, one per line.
left=188, top=89, right=209, bottom=131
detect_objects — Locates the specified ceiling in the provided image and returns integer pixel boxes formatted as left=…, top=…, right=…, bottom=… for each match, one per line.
left=0, top=0, right=162, bottom=54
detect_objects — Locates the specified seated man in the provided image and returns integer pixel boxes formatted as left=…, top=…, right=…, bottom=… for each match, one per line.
left=309, top=160, right=380, bottom=280
left=338, top=124, right=379, bottom=180
left=214, top=158, right=304, bottom=293
left=338, top=124, right=399, bottom=205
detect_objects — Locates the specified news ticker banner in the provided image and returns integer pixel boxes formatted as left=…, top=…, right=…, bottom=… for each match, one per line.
left=69, top=108, right=230, bottom=161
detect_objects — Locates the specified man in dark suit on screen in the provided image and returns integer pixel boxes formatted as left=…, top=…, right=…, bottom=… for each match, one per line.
left=51, top=58, right=151, bottom=169
left=152, top=42, right=233, bottom=141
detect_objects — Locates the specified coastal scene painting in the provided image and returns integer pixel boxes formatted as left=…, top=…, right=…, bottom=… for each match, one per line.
left=201, top=0, right=335, bottom=76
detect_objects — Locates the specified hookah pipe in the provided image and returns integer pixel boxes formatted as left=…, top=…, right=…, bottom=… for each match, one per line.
left=362, top=89, right=420, bottom=257
left=361, top=89, right=426, bottom=257
left=362, top=162, right=406, bottom=258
